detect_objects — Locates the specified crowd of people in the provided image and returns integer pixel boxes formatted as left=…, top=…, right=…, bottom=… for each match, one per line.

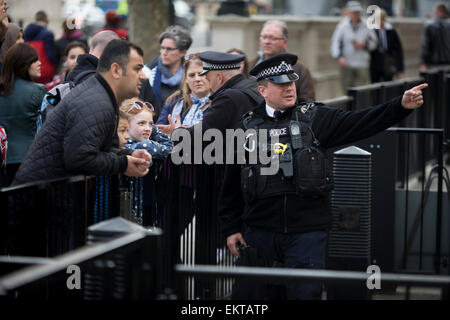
left=0, top=0, right=447, bottom=300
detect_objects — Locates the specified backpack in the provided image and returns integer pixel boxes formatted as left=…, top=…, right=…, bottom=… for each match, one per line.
left=0, top=125, right=7, bottom=167
left=36, top=70, right=96, bottom=133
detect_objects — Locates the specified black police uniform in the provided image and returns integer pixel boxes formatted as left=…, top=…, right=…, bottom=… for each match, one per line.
left=218, top=53, right=414, bottom=299
left=184, top=51, right=263, bottom=136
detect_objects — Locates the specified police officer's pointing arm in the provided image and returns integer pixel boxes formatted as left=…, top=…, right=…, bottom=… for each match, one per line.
left=313, top=83, right=428, bottom=149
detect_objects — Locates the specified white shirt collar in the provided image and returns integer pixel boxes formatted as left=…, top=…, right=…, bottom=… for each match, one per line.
left=266, top=104, right=285, bottom=118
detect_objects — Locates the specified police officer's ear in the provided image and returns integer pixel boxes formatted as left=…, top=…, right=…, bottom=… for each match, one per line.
left=257, top=80, right=268, bottom=98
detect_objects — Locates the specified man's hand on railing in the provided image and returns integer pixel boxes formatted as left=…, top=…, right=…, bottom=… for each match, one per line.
left=125, top=154, right=150, bottom=177
left=401, top=83, right=428, bottom=110
left=132, top=149, right=151, bottom=167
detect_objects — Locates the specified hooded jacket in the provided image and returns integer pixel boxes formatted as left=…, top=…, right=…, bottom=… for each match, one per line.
left=24, top=22, right=56, bottom=65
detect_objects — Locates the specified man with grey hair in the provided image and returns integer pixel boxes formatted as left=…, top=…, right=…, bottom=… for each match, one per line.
left=140, top=25, right=193, bottom=120
left=65, top=30, right=119, bottom=83
left=249, top=19, right=316, bottom=104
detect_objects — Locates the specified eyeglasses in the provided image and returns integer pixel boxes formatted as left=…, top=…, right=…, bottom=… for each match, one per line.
left=127, top=100, right=154, bottom=113
left=260, top=35, right=286, bottom=42
left=160, top=46, right=178, bottom=52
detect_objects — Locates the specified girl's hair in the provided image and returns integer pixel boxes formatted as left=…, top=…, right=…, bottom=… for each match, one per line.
left=64, top=41, right=89, bottom=57
left=227, top=48, right=249, bottom=78
left=165, top=53, right=211, bottom=117
left=119, top=98, right=154, bottom=118
left=118, top=110, right=130, bottom=121
left=0, top=43, right=39, bottom=96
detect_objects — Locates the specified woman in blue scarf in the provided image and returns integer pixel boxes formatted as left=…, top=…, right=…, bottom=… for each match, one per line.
left=142, top=25, right=192, bottom=108
left=156, top=54, right=211, bottom=127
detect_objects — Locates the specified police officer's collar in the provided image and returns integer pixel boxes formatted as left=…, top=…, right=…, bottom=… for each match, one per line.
left=265, top=104, right=286, bottom=118
left=210, top=74, right=246, bottom=101
left=251, top=99, right=295, bottom=120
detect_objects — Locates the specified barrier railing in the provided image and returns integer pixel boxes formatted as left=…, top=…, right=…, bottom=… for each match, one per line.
left=0, top=224, right=162, bottom=299
left=175, top=264, right=450, bottom=300
left=1, top=67, right=449, bottom=300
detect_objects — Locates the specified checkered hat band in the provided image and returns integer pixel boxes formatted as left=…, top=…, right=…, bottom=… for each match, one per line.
left=257, top=61, right=294, bottom=80
left=203, top=61, right=241, bottom=71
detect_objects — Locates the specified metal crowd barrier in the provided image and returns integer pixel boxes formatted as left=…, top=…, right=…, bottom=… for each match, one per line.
left=175, top=264, right=450, bottom=300
left=0, top=222, right=162, bottom=299
left=1, top=67, right=449, bottom=300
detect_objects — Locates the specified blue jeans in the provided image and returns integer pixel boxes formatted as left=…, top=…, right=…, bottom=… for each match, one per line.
left=232, top=227, right=327, bottom=300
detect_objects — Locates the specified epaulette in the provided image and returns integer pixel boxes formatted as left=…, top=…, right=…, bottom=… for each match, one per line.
left=242, top=110, right=264, bottom=130
left=295, top=102, right=323, bottom=114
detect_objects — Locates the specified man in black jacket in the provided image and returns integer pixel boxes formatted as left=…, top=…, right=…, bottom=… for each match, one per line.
left=219, top=53, right=428, bottom=299
left=421, top=2, right=450, bottom=72
left=13, top=40, right=150, bottom=185
left=65, top=30, right=159, bottom=115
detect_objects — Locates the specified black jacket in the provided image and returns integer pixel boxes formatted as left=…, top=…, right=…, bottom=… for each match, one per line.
left=184, top=74, right=263, bottom=136
left=67, top=54, right=159, bottom=120
left=218, top=96, right=412, bottom=237
left=370, top=28, right=404, bottom=78
left=421, top=18, right=450, bottom=65
left=13, top=74, right=133, bottom=185
left=172, top=74, right=263, bottom=164
left=65, top=54, right=98, bottom=83
left=139, top=79, right=161, bottom=122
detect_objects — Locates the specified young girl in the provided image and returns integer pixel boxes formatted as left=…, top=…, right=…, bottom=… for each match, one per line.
left=45, top=41, right=88, bottom=90
left=117, top=111, right=130, bottom=149
left=120, top=98, right=173, bottom=163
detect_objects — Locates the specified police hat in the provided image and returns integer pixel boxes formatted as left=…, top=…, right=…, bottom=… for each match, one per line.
left=197, top=51, right=245, bottom=76
left=249, top=53, right=299, bottom=84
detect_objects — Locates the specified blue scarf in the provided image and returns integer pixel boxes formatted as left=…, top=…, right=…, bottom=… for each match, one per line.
left=153, top=57, right=183, bottom=107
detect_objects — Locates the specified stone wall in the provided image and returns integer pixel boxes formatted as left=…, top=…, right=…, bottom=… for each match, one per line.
left=9, top=0, right=64, bottom=36
left=208, top=15, right=426, bottom=100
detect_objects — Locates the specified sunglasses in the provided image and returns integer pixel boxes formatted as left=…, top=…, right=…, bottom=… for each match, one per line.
left=127, top=100, right=154, bottom=113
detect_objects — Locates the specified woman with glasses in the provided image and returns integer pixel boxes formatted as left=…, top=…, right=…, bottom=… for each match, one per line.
left=156, top=54, right=211, bottom=127
left=141, top=25, right=192, bottom=115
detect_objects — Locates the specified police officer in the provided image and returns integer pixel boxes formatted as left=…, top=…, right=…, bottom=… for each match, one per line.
left=158, top=51, right=263, bottom=140
left=218, top=53, right=428, bottom=300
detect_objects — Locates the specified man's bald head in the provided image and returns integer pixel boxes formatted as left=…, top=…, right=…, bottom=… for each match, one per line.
left=90, top=30, right=120, bottom=58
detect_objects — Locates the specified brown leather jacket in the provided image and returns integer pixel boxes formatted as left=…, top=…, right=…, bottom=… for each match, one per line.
left=249, top=55, right=316, bottom=104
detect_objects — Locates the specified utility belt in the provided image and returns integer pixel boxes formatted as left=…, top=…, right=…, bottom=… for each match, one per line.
left=240, top=103, right=333, bottom=203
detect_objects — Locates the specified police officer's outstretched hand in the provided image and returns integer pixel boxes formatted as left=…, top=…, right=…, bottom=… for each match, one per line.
left=227, top=232, right=246, bottom=257
left=156, top=114, right=181, bottom=138
left=401, top=83, right=428, bottom=109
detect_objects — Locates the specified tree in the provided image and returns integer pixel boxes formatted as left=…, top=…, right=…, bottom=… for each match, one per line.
left=127, top=0, right=169, bottom=62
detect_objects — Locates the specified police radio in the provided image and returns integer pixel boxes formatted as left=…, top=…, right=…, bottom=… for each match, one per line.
left=289, top=120, right=302, bottom=150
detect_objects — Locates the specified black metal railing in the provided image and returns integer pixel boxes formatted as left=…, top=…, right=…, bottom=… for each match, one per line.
left=0, top=223, right=162, bottom=299
left=1, top=67, right=449, bottom=300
